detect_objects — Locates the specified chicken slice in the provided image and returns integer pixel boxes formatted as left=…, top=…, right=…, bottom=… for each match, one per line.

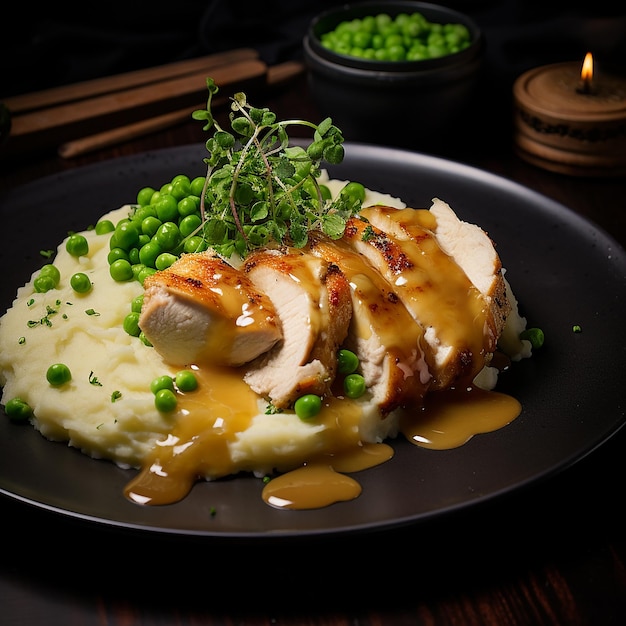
left=139, top=253, right=281, bottom=367
left=307, top=231, right=431, bottom=415
left=360, top=201, right=510, bottom=340
left=342, top=213, right=496, bottom=390
left=242, top=248, right=352, bottom=409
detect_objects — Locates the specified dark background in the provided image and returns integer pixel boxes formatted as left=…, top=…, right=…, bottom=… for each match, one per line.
left=2, top=0, right=625, bottom=99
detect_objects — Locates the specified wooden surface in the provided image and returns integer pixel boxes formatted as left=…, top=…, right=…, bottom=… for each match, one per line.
left=1, top=74, right=626, bottom=626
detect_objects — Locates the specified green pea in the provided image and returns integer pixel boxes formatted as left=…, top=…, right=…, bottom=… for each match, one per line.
left=137, top=186, right=157, bottom=207
left=109, top=259, right=134, bottom=282
left=337, top=349, right=359, bottom=375
left=155, top=222, right=181, bottom=251
left=183, top=236, right=208, bottom=254
left=70, top=272, right=92, bottom=293
left=190, top=176, right=206, bottom=197
left=344, top=373, right=366, bottom=399
left=33, top=275, right=56, bottom=293
left=131, top=263, right=147, bottom=281
left=179, top=214, right=202, bottom=237
left=177, top=196, right=200, bottom=218
left=95, top=219, right=115, bottom=235
left=107, top=247, right=129, bottom=265
left=34, top=264, right=61, bottom=293
left=154, top=388, right=177, bottom=413
left=341, top=181, right=366, bottom=202
left=520, top=327, right=545, bottom=350
left=130, top=206, right=153, bottom=226
left=353, top=31, right=372, bottom=48
left=128, top=247, right=140, bottom=265
left=114, top=221, right=140, bottom=250
left=123, top=311, right=141, bottom=337
left=66, top=234, right=89, bottom=257
left=139, top=331, right=153, bottom=347
left=170, top=176, right=192, bottom=200
left=155, top=252, right=178, bottom=271
left=294, top=394, right=322, bottom=420
left=139, top=241, right=162, bottom=268
left=137, top=267, right=157, bottom=286
left=46, top=363, right=72, bottom=386
left=155, top=194, right=179, bottom=222
left=131, top=294, right=144, bottom=313
left=387, top=44, right=406, bottom=61
left=4, top=397, right=33, bottom=422
left=141, top=216, right=162, bottom=238
left=385, top=33, right=404, bottom=48
left=39, top=264, right=61, bottom=284
left=150, top=375, right=175, bottom=395
left=175, top=369, right=198, bottom=392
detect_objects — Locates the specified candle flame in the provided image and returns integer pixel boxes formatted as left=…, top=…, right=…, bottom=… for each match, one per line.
left=577, top=52, right=594, bottom=94
left=581, top=52, right=594, bottom=83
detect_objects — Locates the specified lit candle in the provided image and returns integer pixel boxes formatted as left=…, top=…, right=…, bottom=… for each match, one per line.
left=513, top=53, right=626, bottom=176
left=576, top=52, right=593, bottom=95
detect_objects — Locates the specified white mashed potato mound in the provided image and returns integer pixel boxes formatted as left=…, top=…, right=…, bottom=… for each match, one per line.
left=0, top=181, right=408, bottom=475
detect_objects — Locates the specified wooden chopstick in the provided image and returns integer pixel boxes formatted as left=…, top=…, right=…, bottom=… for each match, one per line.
left=2, top=48, right=260, bottom=114
left=57, top=106, right=205, bottom=158
left=5, top=57, right=268, bottom=158
left=57, top=61, right=306, bottom=159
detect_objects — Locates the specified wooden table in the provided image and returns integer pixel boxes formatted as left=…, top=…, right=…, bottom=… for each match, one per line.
left=1, top=73, right=626, bottom=626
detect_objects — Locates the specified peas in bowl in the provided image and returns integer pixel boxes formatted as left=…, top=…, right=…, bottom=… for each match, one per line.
left=319, top=10, right=473, bottom=62
left=303, top=1, right=484, bottom=149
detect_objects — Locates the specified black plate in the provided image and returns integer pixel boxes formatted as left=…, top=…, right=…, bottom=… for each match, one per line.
left=1, top=142, right=625, bottom=539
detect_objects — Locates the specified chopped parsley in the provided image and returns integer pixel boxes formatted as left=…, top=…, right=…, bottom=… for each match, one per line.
left=89, top=371, right=103, bottom=386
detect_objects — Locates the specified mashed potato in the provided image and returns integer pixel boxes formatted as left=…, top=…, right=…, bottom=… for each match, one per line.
left=0, top=180, right=406, bottom=475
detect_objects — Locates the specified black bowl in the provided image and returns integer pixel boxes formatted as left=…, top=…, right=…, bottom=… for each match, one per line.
left=303, top=1, right=485, bottom=149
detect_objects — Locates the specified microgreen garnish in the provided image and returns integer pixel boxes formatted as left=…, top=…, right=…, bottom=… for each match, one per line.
left=190, top=78, right=362, bottom=258
left=111, top=390, right=122, bottom=402
left=85, top=309, right=100, bottom=316
left=40, top=250, right=54, bottom=259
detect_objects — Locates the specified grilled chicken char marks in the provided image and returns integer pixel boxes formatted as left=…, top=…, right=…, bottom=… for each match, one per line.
left=242, top=248, right=352, bottom=409
left=343, top=209, right=494, bottom=390
left=139, top=253, right=282, bottom=367
left=307, top=231, right=431, bottom=415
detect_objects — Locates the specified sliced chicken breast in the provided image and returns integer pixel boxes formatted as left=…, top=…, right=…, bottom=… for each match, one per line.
left=307, top=231, right=431, bottom=415
left=140, top=253, right=282, bottom=367
left=242, top=248, right=352, bottom=409
left=360, top=201, right=510, bottom=341
left=342, top=213, right=496, bottom=390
